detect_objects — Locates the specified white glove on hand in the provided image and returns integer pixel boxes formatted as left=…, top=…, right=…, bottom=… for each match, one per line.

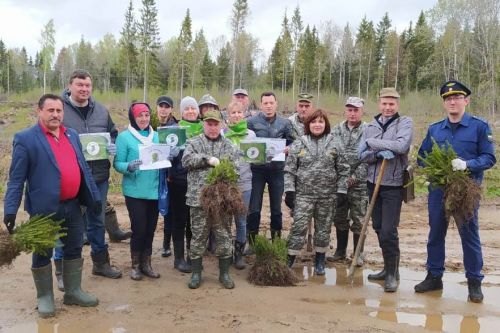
left=208, top=157, right=220, bottom=167
left=451, top=158, right=467, bottom=171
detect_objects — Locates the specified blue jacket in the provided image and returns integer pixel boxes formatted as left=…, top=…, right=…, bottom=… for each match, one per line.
left=418, top=112, right=496, bottom=182
left=113, top=129, right=160, bottom=200
left=4, top=124, right=101, bottom=216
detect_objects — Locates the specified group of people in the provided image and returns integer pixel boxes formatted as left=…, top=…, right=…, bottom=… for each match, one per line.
left=2, top=67, right=495, bottom=318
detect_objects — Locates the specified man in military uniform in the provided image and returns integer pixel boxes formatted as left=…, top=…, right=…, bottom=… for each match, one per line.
left=289, top=93, right=314, bottom=139
left=182, top=110, right=239, bottom=289
left=414, top=80, right=496, bottom=303
left=329, top=97, right=368, bottom=267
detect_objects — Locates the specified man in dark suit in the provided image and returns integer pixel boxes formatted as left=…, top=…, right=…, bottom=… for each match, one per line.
left=3, top=94, right=101, bottom=318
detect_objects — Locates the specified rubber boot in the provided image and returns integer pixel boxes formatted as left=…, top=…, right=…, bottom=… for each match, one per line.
left=287, top=254, right=296, bottom=268
left=384, top=256, right=399, bottom=292
left=233, top=241, right=246, bottom=270
left=352, top=233, right=365, bottom=267
left=218, top=257, right=235, bottom=289
left=162, top=232, right=172, bottom=257
left=368, top=264, right=400, bottom=281
left=328, top=229, right=348, bottom=262
left=140, top=253, right=160, bottom=278
left=414, top=272, right=443, bottom=293
left=244, top=230, right=258, bottom=255
left=62, top=258, right=98, bottom=307
left=91, top=250, right=122, bottom=279
left=315, top=252, right=326, bottom=276
left=31, top=264, right=55, bottom=318
left=54, top=259, right=64, bottom=292
left=173, top=241, right=191, bottom=273
left=130, top=252, right=142, bottom=281
left=270, top=229, right=281, bottom=241
left=105, top=202, right=132, bottom=242
left=467, top=278, right=483, bottom=303
left=188, top=258, right=203, bottom=289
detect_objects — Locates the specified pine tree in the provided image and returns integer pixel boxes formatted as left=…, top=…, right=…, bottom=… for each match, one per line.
left=117, top=0, right=138, bottom=95
left=138, top=0, right=160, bottom=101
left=229, top=0, right=249, bottom=90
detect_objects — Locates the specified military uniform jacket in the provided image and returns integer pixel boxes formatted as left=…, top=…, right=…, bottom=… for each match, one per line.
left=182, top=134, right=239, bottom=207
left=284, top=134, right=349, bottom=198
left=418, top=112, right=496, bottom=182
left=331, top=120, right=368, bottom=189
left=288, top=113, right=305, bottom=140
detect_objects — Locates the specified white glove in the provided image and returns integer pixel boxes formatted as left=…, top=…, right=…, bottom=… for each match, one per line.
left=451, top=158, right=467, bottom=171
left=208, top=157, right=220, bottom=166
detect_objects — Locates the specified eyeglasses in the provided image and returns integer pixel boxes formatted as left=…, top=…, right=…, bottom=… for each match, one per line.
left=444, top=95, right=465, bottom=103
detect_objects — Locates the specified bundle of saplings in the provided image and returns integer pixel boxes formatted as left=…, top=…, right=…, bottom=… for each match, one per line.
left=200, top=158, right=246, bottom=223
left=248, top=235, right=298, bottom=286
left=0, top=214, right=66, bottom=267
left=419, top=140, right=482, bottom=226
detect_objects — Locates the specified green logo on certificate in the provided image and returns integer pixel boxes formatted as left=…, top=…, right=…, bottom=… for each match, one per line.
left=79, top=133, right=111, bottom=161
left=158, top=127, right=187, bottom=147
left=240, top=141, right=266, bottom=163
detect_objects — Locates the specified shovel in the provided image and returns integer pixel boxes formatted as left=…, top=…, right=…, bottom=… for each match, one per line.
left=348, top=158, right=388, bottom=279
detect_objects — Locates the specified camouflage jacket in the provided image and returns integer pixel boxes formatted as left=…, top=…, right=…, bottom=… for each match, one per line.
left=182, top=134, right=239, bottom=207
left=331, top=120, right=368, bottom=190
left=284, top=134, right=349, bottom=198
left=288, top=113, right=305, bottom=140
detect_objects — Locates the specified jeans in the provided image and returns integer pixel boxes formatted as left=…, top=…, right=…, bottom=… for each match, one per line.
left=125, top=196, right=159, bottom=256
left=234, top=189, right=251, bottom=243
left=247, top=168, right=284, bottom=233
left=33, top=199, right=84, bottom=268
left=54, top=181, right=108, bottom=260
left=368, top=183, right=403, bottom=259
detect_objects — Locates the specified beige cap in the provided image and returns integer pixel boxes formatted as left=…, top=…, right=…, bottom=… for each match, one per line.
left=379, top=87, right=400, bottom=98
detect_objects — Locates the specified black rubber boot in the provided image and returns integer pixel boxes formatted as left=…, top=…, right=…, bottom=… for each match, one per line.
left=173, top=241, right=191, bottom=273
left=414, top=272, right=443, bottom=293
left=62, top=258, right=98, bottom=307
left=91, top=250, right=122, bottom=279
left=384, top=256, right=399, bottom=292
left=219, top=257, right=235, bottom=289
left=105, top=201, right=132, bottom=242
left=352, top=233, right=365, bottom=267
left=140, top=253, right=160, bottom=278
left=467, top=278, right=483, bottom=303
left=54, top=259, right=64, bottom=292
left=233, top=241, right=246, bottom=270
left=328, top=229, right=349, bottom=262
left=130, top=252, right=142, bottom=281
left=271, top=229, right=281, bottom=241
left=315, top=252, right=326, bottom=276
left=162, top=232, right=172, bottom=257
left=188, top=258, right=203, bottom=289
left=244, top=230, right=258, bottom=255
left=31, top=264, right=55, bottom=318
left=287, top=254, right=296, bottom=268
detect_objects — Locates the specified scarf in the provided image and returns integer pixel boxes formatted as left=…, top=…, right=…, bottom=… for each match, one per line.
left=128, top=124, right=154, bottom=145
left=179, top=119, right=203, bottom=138
left=225, top=119, right=248, bottom=146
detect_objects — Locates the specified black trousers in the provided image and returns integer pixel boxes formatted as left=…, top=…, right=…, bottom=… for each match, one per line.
left=368, top=183, right=403, bottom=259
left=125, top=196, right=159, bottom=255
left=169, top=182, right=192, bottom=243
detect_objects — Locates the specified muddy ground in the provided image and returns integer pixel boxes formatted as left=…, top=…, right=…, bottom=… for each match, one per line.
left=1, top=194, right=499, bottom=333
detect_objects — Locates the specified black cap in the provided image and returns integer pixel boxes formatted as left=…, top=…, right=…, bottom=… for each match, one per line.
left=440, top=80, right=471, bottom=99
left=156, top=95, right=173, bottom=107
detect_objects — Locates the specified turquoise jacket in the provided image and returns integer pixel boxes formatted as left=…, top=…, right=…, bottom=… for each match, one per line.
left=113, top=129, right=159, bottom=200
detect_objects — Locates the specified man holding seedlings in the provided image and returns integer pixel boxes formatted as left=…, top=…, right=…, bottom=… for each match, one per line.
left=359, top=88, right=413, bottom=292
left=3, top=94, right=101, bottom=317
left=414, top=80, right=496, bottom=303
left=329, top=97, right=368, bottom=266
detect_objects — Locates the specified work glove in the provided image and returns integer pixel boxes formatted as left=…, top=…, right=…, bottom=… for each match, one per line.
left=107, top=143, right=117, bottom=156
left=208, top=157, right=220, bottom=167
left=168, top=146, right=180, bottom=160
left=284, top=191, right=295, bottom=211
left=127, top=159, right=142, bottom=172
left=376, top=150, right=395, bottom=160
left=3, top=214, right=16, bottom=234
left=336, top=193, right=347, bottom=209
left=451, top=158, right=467, bottom=171
left=92, top=201, right=103, bottom=216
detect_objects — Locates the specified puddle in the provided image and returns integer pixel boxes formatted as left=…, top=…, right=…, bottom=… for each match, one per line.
left=2, top=321, right=127, bottom=333
left=293, top=264, right=500, bottom=332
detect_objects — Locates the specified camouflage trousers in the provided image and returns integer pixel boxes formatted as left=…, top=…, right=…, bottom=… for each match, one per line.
left=189, top=206, right=232, bottom=260
left=288, top=196, right=335, bottom=255
left=333, top=187, right=368, bottom=234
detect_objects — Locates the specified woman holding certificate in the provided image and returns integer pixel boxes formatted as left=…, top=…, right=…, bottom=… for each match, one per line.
left=284, top=109, right=350, bottom=275
left=223, top=101, right=256, bottom=269
left=113, top=102, right=161, bottom=281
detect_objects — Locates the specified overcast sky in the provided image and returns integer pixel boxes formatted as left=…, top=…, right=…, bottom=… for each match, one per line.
left=0, top=0, right=438, bottom=61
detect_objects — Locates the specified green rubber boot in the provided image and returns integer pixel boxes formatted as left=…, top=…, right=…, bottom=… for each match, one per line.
left=31, top=264, right=55, bottom=318
left=218, top=257, right=235, bottom=289
left=62, top=258, right=99, bottom=307
left=188, top=258, right=203, bottom=289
